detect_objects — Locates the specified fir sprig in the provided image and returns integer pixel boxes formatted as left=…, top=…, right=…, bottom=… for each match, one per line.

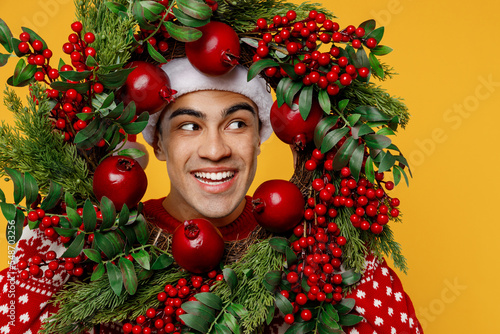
left=0, top=85, right=92, bottom=200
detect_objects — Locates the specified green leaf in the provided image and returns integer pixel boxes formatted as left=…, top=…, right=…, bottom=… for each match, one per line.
left=66, top=207, right=82, bottom=228
left=226, top=303, right=247, bottom=318
left=104, top=102, right=124, bottom=119
left=142, top=0, right=165, bottom=16
left=341, top=270, right=362, bottom=286
left=10, top=38, right=23, bottom=58
left=132, top=249, right=150, bottom=270
left=359, top=19, right=376, bottom=36
left=12, top=208, right=24, bottom=243
left=276, top=77, right=293, bottom=107
left=285, top=247, right=298, bottom=266
left=284, top=81, right=303, bottom=108
left=324, top=303, right=340, bottom=322
left=266, top=304, right=276, bottom=325
left=317, top=88, right=332, bottom=114
left=86, top=55, right=98, bottom=68
left=59, top=70, right=92, bottom=82
left=51, top=81, right=91, bottom=94
left=376, top=127, right=395, bottom=136
left=364, top=134, right=391, bottom=149
left=367, top=26, right=385, bottom=43
left=0, top=18, right=14, bottom=53
left=392, top=165, right=401, bottom=186
left=91, top=262, right=105, bottom=281
left=355, top=124, right=375, bottom=138
left=338, top=99, right=349, bottom=113
left=247, top=59, right=279, bottom=81
left=121, top=111, right=149, bottom=135
left=118, top=204, right=130, bottom=226
left=94, top=232, right=115, bottom=259
left=164, top=21, right=202, bottom=42
left=371, top=45, right=393, bottom=56
left=172, top=7, right=210, bottom=27
left=394, top=165, right=410, bottom=186
left=369, top=52, right=384, bottom=78
left=332, top=137, right=357, bottom=170
left=53, top=227, right=76, bottom=237
left=151, top=254, right=174, bottom=270
left=195, top=292, right=222, bottom=310
left=333, top=298, right=355, bottom=315
left=179, top=314, right=209, bottom=333
left=119, top=257, right=138, bottom=295
left=319, top=312, right=340, bottom=331
left=279, top=63, right=299, bottom=80
left=5, top=168, right=24, bottom=204
left=283, top=319, right=316, bottom=334
left=339, top=314, right=364, bottom=327
left=349, top=144, right=365, bottom=181
left=320, top=127, right=349, bottom=154
left=265, top=271, right=282, bottom=289
left=182, top=301, right=216, bottom=323
left=355, top=106, right=391, bottom=122
left=222, top=312, right=240, bottom=334
left=106, top=262, right=123, bottom=295
left=84, top=248, right=102, bottom=263
left=105, top=1, right=128, bottom=14
left=364, top=156, right=375, bottom=183
left=0, top=203, right=16, bottom=222
left=82, top=199, right=97, bottom=232
left=117, top=148, right=146, bottom=160
left=133, top=214, right=149, bottom=245
left=299, top=85, right=313, bottom=121
left=0, top=188, right=4, bottom=203
left=378, top=151, right=396, bottom=172
left=177, top=0, right=212, bottom=20
left=147, top=42, right=168, bottom=63
left=16, top=63, right=37, bottom=86
left=40, top=181, right=63, bottom=211
left=23, top=172, right=38, bottom=207
left=21, top=27, right=47, bottom=50
left=268, top=237, right=289, bottom=253
left=275, top=291, right=293, bottom=315
left=314, top=115, right=339, bottom=148
left=347, top=114, right=361, bottom=126
left=131, top=0, right=156, bottom=30
left=223, top=268, right=238, bottom=292
left=97, top=67, right=135, bottom=89
left=394, top=154, right=410, bottom=169
left=98, top=92, right=115, bottom=110
left=76, top=112, right=95, bottom=121
left=115, top=101, right=136, bottom=125
left=0, top=53, right=10, bottom=67
left=104, top=231, right=126, bottom=256
left=356, top=47, right=370, bottom=69
left=61, top=233, right=85, bottom=258
left=214, top=323, right=232, bottom=334
left=99, top=196, right=116, bottom=230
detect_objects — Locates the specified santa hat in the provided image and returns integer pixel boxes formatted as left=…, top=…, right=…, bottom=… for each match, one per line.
left=142, top=58, right=274, bottom=145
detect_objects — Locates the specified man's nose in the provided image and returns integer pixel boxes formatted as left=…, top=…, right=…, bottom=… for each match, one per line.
left=197, top=130, right=231, bottom=161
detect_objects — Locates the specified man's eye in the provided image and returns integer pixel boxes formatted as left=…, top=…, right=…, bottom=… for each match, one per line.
left=226, top=121, right=246, bottom=130
left=180, top=123, right=200, bottom=131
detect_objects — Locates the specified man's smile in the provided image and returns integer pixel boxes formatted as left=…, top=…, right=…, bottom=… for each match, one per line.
left=193, top=171, right=236, bottom=184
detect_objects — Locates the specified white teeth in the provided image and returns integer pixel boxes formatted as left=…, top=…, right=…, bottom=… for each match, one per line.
left=194, top=171, right=235, bottom=183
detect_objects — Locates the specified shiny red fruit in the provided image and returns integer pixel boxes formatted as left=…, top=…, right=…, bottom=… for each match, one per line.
left=92, top=156, right=148, bottom=209
left=185, top=21, right=240, bottom=76
left=252, top=180, right=305, bottom=233
left=171, top=219, right=225, bottom=273
left=270, top=97, right=324, bottom=149
left=119, top=61, right=174, bottom=115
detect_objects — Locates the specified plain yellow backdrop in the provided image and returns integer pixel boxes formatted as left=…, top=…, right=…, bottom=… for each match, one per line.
left=1, top=0, right=499, bottom=332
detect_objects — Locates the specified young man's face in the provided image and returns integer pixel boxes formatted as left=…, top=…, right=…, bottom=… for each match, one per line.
left=154, top=90, right=261, bottom=227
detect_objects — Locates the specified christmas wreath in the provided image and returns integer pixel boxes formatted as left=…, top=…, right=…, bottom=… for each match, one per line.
left=0, top=0, right=411, bottom=333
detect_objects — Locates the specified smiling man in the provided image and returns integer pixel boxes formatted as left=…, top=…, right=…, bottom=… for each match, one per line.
left=141, top=57, right=274, bottom=240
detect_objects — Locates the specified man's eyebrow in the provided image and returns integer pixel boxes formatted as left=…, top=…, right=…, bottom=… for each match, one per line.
left=169, top=108, right=205, bottom=120
left=223, top=102, right=256, bottom=118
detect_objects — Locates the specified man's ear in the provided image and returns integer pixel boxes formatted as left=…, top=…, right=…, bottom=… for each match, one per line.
left=153, top=132, right=167, bottom=161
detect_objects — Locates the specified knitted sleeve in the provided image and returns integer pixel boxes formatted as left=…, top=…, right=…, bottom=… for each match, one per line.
left=0, top=227, right=70, bottom=333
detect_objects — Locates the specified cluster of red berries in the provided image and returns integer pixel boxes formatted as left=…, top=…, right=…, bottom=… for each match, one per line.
left=17, top=250, right=86, bottom=280
left=122, top=271, right=222, bottom=334
left=304, top=148, right=400, bottom=234
left=254, top=10, right=378, bottom=94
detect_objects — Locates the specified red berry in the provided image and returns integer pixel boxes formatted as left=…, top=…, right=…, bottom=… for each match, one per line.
left=18, top=42, right=30, bottom=54
left=32, top=40, right=43, bottom=51
left=84, top=32, right=96, bottom=44
left=301, top=309, right=312, bottom=321
left=19, top=32, right=30, bottom=42
left=391, top=198, right=400, bottom=207
left=286, top=10, right=297, bottom=21
left=370, top=223, right=383, bottom=234
left=385, top=181, right=395, bottom=190
left=284, top=314, right=295, bottom=325
left=390, top=208, right=400, bottom=217
left=366, top=38, right=377, bottom=48
left=256, top=18, right=267, bottom=30
left=340, top=73, right=352, bottom=86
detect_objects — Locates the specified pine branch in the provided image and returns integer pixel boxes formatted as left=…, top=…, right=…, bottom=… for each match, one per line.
left=0, top=85, right=92, bottom=200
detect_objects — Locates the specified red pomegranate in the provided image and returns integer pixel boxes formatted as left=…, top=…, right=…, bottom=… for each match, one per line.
left=92, top=156, right=148, bottom=209
left=171, top=219, right=225, bottom=273
left=119, top=61, right=175, bottom=115
left=185, top=21, right=240, bottom=76
left=270, top=97, right=324, bottom=149
left=252, top=180, right=305, bottom=233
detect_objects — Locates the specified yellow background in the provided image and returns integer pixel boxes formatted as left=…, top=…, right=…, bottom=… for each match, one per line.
left=1, top=0, right=499, bottom=332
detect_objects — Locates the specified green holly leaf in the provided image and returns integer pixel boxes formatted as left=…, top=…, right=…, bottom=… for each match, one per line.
left=0, top=203, right=15, bottom=222
left=275, top=291, right=294, bottom=317
left=364, top=156, right=375, bottom=183
left=338, top=99, right=349, bottom=113
left=376, top=127, right=396, bottom=136
left=314, top=115, right=339, bottom=148
left=99, top=196, right=116, bottom=230
left=133, top=214, right=149, bottom=245
left=319, top=312, right=340, bottom=331
left=371, top=45, right=393, bottom=56
left=358, top=19, right=376, bottom=36
left=91, top=262, right=105, bottom=281
left=164, top=21, right=202, bottom=43
left=333, top=298, right=355, bottom=315
left=53, top=227, right=77, bottom=237
left=221, top=312, right=240, bottom=334
left=119, top=257, right=138, bottom=295
left=341, top=270, right=362, bottom=286
left=349, top=144, right=365, bottom=181
left=276, top=77, right=293, bottom=107
left=121, top=111, right=149, bottom=135
left=82, top=199, right=97, bottom=232
left=118, top=204, right=130, bottom=226
left=268, top=237, right=290, bottom=253
left=66, top=207, right=82, bottom=228
left=61, top=233, right=85, bottom=258
left=115, top=101, right=136, bottom=125
left=195, top=292, right=222, bottom=310
left=59, top=70, right=92, bottom=82
left=40, top=181, right=62, bottom=211
left=367, top=26, right=384, bottom=43
left=179, top=314, right=209, bottom=333
left=106, top=262, right=123, bottom=295
left=332, top=137, right=357, bottom=170
left=104, top=1, right=128, bottom=15
left=104, top=102, right=124, bottom=119
left=364, top=134, right=391, bottom=149
left=339, top=314, right=364, bottom=327
left=320, top=127, right=349, bottom=154
left=4, top=168, right=23, bottom=205
left=131, top=249, right=150, bottom=270
left=117, top=148, right=145, bottom=160
left=131, top=0, right=156, bottom=30
left=172, top=7, right=210, bottom=27
left=142, top=0, right=165, bottom=20
left=378, top=151, right=396, bottom=172
left=299, top=85, right=313, bottom=121
left=0, top=53, right=10, bottom=67
left=394, top=165, right=410, bottom=186
left=151, top=254, right=173, bottom=270
left=369, top=52, right=384, bottom=78
left=223, top=268, right=238, bottom=293
left=247, top=59, right=279, bottom=82
left=147, top=42, right=168, bottom=63
left=347, top=114, right=361, bottom=127
left=284, top=81, right=303, bottom=108
left=284, top=321, right=315, bottom=334
left=355, top=105, right=391, bottom=122
left=94, top=232, right=115, bottom=259
left=50, top=81, right=91, bottom=94
left=176, top=0, right=212, bottom=20
left=84, top=249, right=103, bottom=263
left=22, top=172, right=37, bottom=208
left=12, top=208, right=24, bottom=243
left=181, top=301, right=216, bottom=323
left=0, top=18, right=14, bottom=53
left=285, top=247, right=298, bottom=266
left=97, top=67, right=135, bottom=89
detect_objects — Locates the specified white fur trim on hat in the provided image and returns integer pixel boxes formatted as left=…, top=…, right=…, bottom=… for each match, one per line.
left=142, top=57, right=273, bottom=145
